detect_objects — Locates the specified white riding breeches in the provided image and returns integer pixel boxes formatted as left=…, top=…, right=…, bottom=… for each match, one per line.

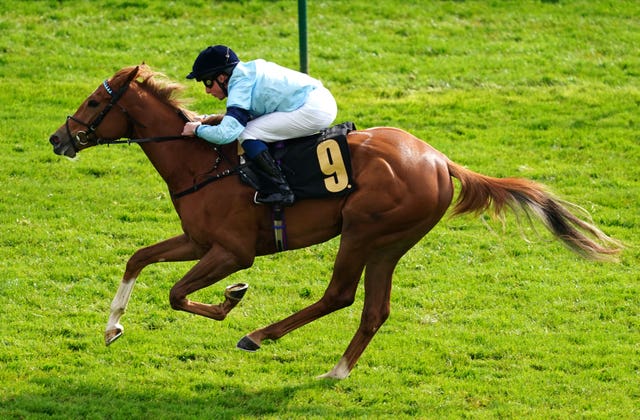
left=238, top=86, right=337, bottom=143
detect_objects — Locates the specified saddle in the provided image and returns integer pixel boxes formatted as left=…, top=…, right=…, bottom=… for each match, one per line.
left=238, top=122, right=357, bottom=200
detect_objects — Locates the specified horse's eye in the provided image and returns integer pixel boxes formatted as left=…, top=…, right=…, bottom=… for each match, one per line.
left=88, top=100, right=100, bottom=108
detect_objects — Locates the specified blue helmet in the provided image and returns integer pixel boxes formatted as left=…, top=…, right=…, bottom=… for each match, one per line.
left=186, top=45, right=240, bottom=80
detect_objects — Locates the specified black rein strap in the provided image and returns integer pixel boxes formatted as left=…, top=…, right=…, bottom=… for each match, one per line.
left=170, top=164, right=240, bottom=199
left=97, top=134, right=187, bottom=145
left=90, top=74, right=239, bottom=200
left=98, top=133, right=240, bottom=200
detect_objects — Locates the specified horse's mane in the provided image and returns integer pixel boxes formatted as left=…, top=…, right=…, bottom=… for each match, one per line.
left=111, top=64, right=197, bottom=119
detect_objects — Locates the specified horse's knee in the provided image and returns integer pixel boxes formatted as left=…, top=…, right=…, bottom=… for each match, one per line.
left=125, top=246, right=157, bottom=273
left=321, top=289, right=356, bottom=312
left=168, top=287, right=186, bottom=310
left=360, top=306, right=390, bottom=335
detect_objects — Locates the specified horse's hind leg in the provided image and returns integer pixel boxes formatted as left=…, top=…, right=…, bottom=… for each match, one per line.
left=319, top=251, right=399, bottom=380
left=105, top=234, right=202, bottom=345
left=238, top=241, right=367, bottom=352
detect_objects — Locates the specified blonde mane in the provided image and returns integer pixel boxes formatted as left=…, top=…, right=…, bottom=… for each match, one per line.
left=112, top=64, right=197, bottom=119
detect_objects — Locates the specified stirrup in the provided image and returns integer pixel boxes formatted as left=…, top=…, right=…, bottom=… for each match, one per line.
left=253, top=191, right=295, bottom=206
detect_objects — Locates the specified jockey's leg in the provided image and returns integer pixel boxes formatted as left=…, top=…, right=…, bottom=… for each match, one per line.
left=242, top=139, right=295, bottom=206
left=238, top=89, right=336, bottom=206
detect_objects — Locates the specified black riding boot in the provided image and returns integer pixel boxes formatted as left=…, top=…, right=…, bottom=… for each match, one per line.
left=251, top=150, right=295, bottom=206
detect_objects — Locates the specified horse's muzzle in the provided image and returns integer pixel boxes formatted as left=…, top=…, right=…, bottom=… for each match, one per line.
left=49, top=133, right=77, bottom=158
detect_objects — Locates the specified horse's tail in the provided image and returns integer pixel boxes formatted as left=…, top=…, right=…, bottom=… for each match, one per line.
left=446, top=160, right=622, bottom=261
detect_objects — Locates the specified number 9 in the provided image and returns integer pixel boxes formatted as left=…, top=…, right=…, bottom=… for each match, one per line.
left=316, top=140, right=349, bottom=193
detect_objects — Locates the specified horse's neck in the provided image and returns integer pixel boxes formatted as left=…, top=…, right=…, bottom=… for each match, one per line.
left=126, top=91, right=221, bottom=193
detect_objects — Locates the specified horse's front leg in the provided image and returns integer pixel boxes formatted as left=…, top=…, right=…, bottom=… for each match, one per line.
left=105, top=234, right=202, bottom=345
left=168, top=243, right=252, bottom=320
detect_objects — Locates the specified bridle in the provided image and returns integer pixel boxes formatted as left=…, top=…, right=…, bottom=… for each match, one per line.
left=65, top=70, right=139, bottom=152
left=64, top=69, right=186, bottom=151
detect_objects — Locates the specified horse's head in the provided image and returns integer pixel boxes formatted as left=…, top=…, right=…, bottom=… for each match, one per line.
left=49, top=66, right=140, bottom=157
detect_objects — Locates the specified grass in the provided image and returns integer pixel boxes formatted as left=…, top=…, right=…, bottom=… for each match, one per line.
left=1, top=0, right=639, bottom=418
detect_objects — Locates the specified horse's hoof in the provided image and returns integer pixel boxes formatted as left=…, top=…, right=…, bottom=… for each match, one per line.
left=317, top=358, right=351, bottom=380
left=237, top=335, right=260, bottom=352
left=105, top=327, right=123, bottom=346
left=225, top=283, right=248, bottom=301
left=317, top=371, right=348, bottom=380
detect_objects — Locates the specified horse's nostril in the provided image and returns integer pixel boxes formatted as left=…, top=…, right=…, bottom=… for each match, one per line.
left=49, top=135, right=60, bottom=146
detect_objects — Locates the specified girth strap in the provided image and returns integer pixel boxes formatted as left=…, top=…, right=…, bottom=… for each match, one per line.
left=272, top=205, right=287, bottom=252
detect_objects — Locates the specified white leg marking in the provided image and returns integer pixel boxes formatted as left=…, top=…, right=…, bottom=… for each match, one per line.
left=105, top=277, right=137, bottom=332
left=317, top=357, right=351, bottom=380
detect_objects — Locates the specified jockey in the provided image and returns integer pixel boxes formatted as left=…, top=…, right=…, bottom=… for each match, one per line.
left=182, top=45, right=338, bottom=206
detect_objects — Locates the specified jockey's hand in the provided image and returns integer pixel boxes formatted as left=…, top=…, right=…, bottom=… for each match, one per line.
left=182, top=121, right=202, bottom=137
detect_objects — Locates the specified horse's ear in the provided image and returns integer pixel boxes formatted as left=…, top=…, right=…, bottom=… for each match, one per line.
left=126, top=66, right=140, bottom=84
left=136, top=63, right=152, bottom=83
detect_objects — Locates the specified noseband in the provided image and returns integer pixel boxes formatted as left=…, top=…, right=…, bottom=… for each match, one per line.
left=65, top=70, right=138, bottom=151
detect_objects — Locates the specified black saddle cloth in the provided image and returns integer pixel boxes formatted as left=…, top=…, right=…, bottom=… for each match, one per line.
left=240, top=122, right=357, bottom=200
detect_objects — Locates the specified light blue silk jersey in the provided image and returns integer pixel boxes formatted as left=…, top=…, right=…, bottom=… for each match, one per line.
left=195, top=59, right=322, bottom=144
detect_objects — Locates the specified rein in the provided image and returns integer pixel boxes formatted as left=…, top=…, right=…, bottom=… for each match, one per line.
left=66, top=69, right=191, bottom=149
left=69, top=72, right=240, bottom=199
left=96, top=134, right=188, bottom=145
left=99, top=130, right=240, bottom=200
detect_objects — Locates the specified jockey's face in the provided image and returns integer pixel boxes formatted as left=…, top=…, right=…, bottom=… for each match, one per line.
left=203, top=74, right=229, bottom=100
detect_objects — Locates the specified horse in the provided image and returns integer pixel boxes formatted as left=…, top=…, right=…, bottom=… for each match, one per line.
left=49, top=64, right=621, bottom=379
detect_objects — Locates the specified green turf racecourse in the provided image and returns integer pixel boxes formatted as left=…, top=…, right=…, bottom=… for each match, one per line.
left=1, top=1, right=638, bottom=418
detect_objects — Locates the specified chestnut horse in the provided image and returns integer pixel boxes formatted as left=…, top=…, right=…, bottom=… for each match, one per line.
left=49, top=65, right=620, bottom=379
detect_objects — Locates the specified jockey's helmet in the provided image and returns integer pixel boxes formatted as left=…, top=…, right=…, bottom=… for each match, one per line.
left=186, top=45, right=240, bottom=81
